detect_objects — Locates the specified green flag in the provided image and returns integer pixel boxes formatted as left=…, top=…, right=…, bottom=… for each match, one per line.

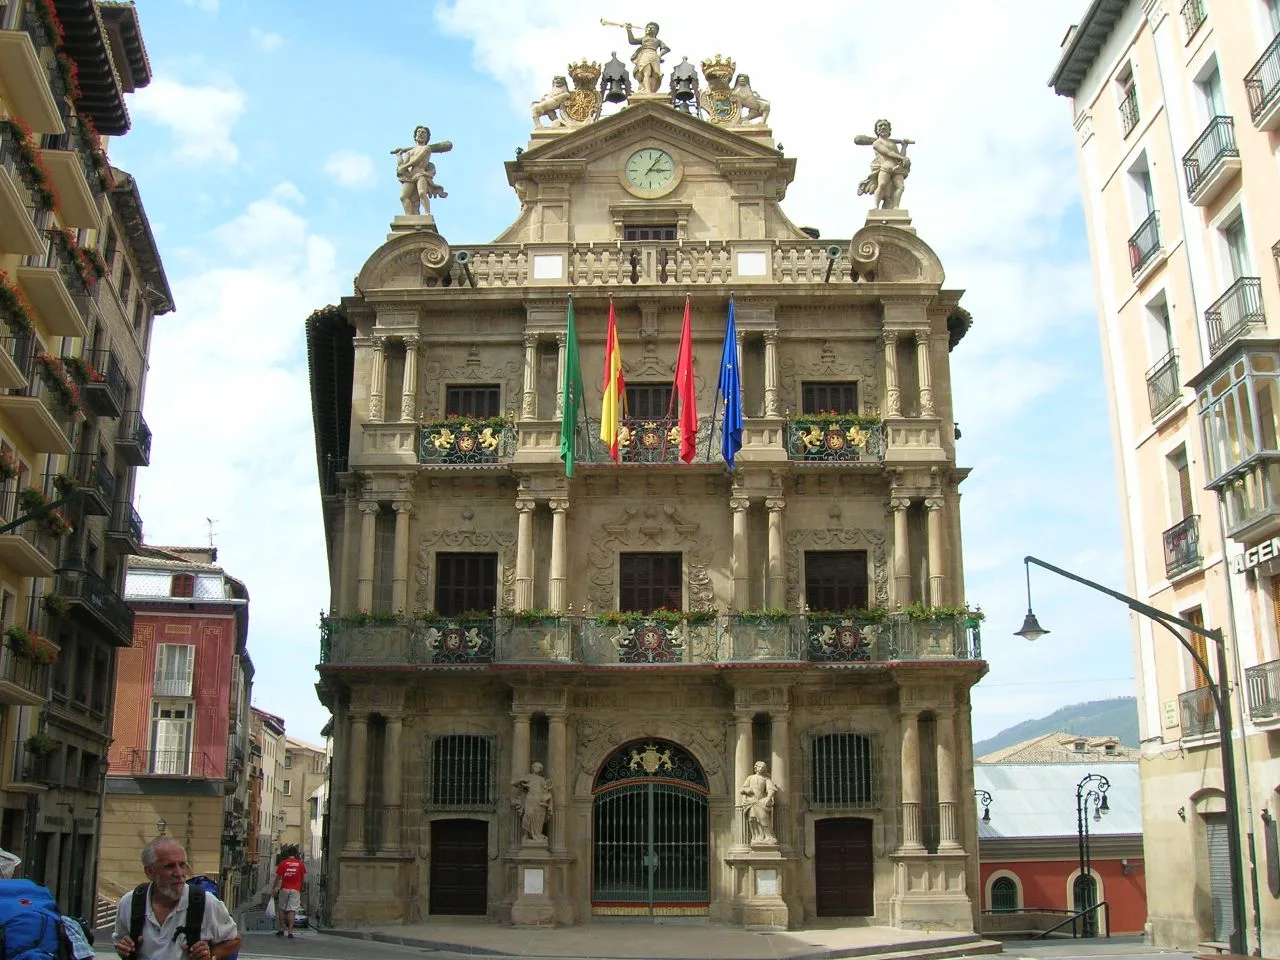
left=559, top=298, right=585, bottom=477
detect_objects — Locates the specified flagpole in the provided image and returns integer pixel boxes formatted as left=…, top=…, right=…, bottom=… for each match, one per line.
left=706, top=293, right=732, bottom=461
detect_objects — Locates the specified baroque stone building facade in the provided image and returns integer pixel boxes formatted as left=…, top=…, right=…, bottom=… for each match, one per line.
left=308, top=82, right=985, bottom=929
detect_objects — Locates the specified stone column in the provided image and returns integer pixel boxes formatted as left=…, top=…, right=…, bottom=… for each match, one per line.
left=521, top=333, right=538, bottom=420
left=511, top=713, right=531, bottom=789
left=899, top=708, right=923, bottom=851
left=391, top=500, right=413, bottom=613
left=730, top=495, right=750, bottom=610
left=514, top=498, right=536, bottom=611
left=549, top=712, right=568, bottom=851
left=882, top=332, right=900, bottom=417
left=381, top=715, right=403, bottom=851
left=891, top=497, right=911, bottom=606
left=936, top=707, right=960, bottom=850
left=555, top=333, right=566, bottom=419
left=356, top=502, right=379, bottom=612
left=915, top=331, right=935, bottom=418
left=338, top=482, right=359, bottom=615
left=765, top=498, right=785, bottom=608
left=549, top=499, right=568, bottom=610
left=769, top=713, right=789, bottom=791
left=763, top=330, right=780, bottom=417
left=733, top=713, right=752, bottom=848
left=925, top=497, right=945, bottom=605
left=369, top=336, right=386, bottom=422
left=344, top=713, right=368, bottom=853
left=399, top=335, right=419, bottom=422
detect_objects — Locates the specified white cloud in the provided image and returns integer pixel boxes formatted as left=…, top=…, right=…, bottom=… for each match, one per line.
left=323, top=150, right=377, bottom=189
left=250, top=28, right=283, bottom=52
left=130, top=76, right=245, bottom=166
left=180, top=0, right=218, bottom=10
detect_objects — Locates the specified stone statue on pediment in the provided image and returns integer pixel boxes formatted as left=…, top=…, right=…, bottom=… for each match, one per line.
left=855, top=119, right=913, bottom=210
left=391, top=125, right=452, bottom=217
left=532, top=76, right=572, bottom=127
left=601, top=19, right=670, bottom=94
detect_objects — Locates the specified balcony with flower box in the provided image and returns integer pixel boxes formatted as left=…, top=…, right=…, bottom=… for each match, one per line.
left=1162, top=514, right=1201, bottom=578
left=418, top=417, right=516, bottom=467
left=0, top=118, right=51, bottom=257
left=568, top=416, right=724, bottom=465
left=0, top=355, right=77, bottom=456
left=115, top=409, right=151, bottom=466
left=7, top=738, right=53, bottom=792
left=1246, top=658, right=1280, bottom=723
left=58, top=452, right=115, bottom=516
left=0, top=488, right=57, bottom=579
left=1183, top=116, right=1241, bottom=206
left=15, top=232, right=92, bottom=339
left=54, top=560, right=133, bottom=647
left=105, top=499, right=142, bottom=554
left=0, top=315, right=33, bottom=391
left=785, top=415, right=886, bottom=464
left=0, top=4, right=65, bottom=136
left=69, top=349, right=124, bottom=418
left=0, top=612, right=54, bottom=707
left=38, top=116, right=99, bottom=230
left=1245, top=31, right=1280, bottom=131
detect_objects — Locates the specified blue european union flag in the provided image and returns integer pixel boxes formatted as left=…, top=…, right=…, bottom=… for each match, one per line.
left=718, top=298, right=743, bottom=470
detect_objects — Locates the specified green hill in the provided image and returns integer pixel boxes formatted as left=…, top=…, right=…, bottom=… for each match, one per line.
left=974, top=696, right=1139, bottom=756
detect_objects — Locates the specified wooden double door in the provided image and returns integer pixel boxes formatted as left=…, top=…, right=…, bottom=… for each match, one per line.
left=429, top=818, right=487, bottom=915
left=814, top=817, right=874, bottom=916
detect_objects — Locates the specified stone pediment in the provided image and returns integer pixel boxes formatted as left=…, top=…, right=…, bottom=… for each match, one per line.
left=356, top=228, right=453, bottom=295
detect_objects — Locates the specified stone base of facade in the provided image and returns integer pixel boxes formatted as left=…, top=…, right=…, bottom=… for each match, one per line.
left=506, top=846, right=573, bottom=926
left=889, top=850, right=973, bottom=930
left=725, top=847, right=790, bottom=930
left=332, top=854, right=415, bottom=924
left=389, top=214, right=437, bottom=236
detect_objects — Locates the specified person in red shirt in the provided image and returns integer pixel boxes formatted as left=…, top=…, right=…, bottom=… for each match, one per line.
left=270, top=847, right=306, bottom=939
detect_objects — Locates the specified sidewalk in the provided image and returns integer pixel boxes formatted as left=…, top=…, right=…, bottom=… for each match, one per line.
left=325, top=920, right=1003, bottom=960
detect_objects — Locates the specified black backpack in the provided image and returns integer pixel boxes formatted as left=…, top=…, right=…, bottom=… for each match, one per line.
left=127, top=883, right=204, bottom=954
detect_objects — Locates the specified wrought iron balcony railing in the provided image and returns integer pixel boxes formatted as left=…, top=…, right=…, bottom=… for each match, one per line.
left=1245, top=31, right=1280, bottom=124
left=107, top=500, right=143, bottom=546
left=1119, top=88, right=1140, bottom=136
left=1128, top=211, right=1161, bottom=277
left=1179, top=685, right=1218, bottom=738
left=0, top=642, right=49, bottom=701
left=1181, top=0, right=1206, bottom=37
left=785, top=418, right=886, bottom=463
left=574, top=416, right=724, bottom=464
left=1146, top=350, right=1180, bottom=419
left=10, top=739, right=51, bottom=784
left=1183, top=116, right=1239, bottom=199
left=319, top=610, right=984, bottom=668
left=79, top=349, right=126, bottom=417
left=418, top=420, right=515, bottom=465
left=1206, top=277, right=1264, bottom=356
left=56, top=560, right=134, bottom=645
left=1247, top=659, right=1280, bottom=720
left=1162, top=514, right=1201, bottom=578
left=125, top=748, right=220, bottom=778
left=116, top=410, right=151, bottom=466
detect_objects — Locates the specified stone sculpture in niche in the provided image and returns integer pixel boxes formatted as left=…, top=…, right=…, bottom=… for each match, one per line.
left=740, top=761, right=779, bottom=845
left=855, top=119, right=913, bottom=210
left=512, top=761, right=553, bottom=843
left=391, top=125, right=452, bottom=216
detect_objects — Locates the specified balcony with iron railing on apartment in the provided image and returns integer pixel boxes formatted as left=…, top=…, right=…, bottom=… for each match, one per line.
left=70, top=349, right=125, bottom=419
left=1181, top=0, right=1206, bottom=38
left=8, top=738, right=52, bottom=791
left=123, top=749, right=221, bottom=780
left=15, top=232, right=94, bottom=340
left=1146, top=350, right=1181, bottom=420
left=0, top=486, right=61, bottom=579
left=1206, top=277, right=1265, bottom=357
left=116, top=410, right=151, bottom=467
left=1183, top=116, right=1241, bottom=206
left=1245, top=29, right=1280, bottom=131
left=0, top=598, right=54, bottom=708
left=1247, top=659, right=1280, bottom=722
left=0, top=114, right=55, bottom=257
left=47, top=453, right=115, bottom=518
left=1179, top=685, right=1218, bottom=740
left=105, top=499, right=142, bottom=555
left=0, top=3, right=64, bottom=153
left=39, top=110, right=106, bottom=229
left=1162, top=514, right=1202, bottom=579
left=1119, top=88, right=1140, bottom=137
left=1128, top=211, right=1163, bottom=285
left=52, top=559, right=134, bottom=647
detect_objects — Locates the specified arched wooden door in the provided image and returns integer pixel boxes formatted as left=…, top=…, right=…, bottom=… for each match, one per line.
left=591, top=739, right=709, bottom=916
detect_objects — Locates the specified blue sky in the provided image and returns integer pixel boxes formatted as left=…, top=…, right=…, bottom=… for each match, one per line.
left=110, top=0, right=1135, bottom=745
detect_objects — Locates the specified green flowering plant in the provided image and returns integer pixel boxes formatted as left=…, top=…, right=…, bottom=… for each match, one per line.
left=594, top=608, right=716, bottom=626
left=0, top=272, right=36, bottom=336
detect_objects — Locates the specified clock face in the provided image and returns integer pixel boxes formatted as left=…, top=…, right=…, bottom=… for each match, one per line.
left=624, top=148, right=676, bottom=193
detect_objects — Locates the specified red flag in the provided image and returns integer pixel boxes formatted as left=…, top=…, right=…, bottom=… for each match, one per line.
left=600, top=299, right=626, bottom=462
left=674, top=296, right=697, bottom=462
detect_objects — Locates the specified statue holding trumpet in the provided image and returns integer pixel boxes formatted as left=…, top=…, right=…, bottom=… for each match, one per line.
left=601, top=19, right=670, bottom=94
left=855, top=119, right=914, bottom=210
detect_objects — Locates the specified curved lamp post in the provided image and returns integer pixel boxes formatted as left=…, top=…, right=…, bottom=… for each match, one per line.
left=1076, top=772, right=1109, bottom=880
left=974, top=788, right=992, bottom=823
left=1017, top=555, right=1248, bottom=955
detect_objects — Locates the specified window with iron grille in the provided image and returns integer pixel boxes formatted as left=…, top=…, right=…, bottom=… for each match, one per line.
left=429, top=735, right=496, bottom=809
left=619, top=552, right=682, bottom=613
left=804, top=551, right=869, bottom=611
left=807, top=733, right=877, bottom=807
left=625, top=383, right=672, bottom=419
left=990, top=876, right=1018, bottom=912
left=435, top=553, right=497, bottom=616
left=445, top=385, right=500, bottom=418
left=623, top=225, right=677, bottom=241
left=802, top=382, right=859, bottom=415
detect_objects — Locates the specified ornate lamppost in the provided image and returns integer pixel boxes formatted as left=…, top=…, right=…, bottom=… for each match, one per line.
left=974, top=788, right=993, bottom=823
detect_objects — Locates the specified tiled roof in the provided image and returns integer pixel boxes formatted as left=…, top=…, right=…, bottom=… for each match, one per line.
left=977, top=731, right=1136, bottom=764
left=976, top=761, right=1141, bottom=839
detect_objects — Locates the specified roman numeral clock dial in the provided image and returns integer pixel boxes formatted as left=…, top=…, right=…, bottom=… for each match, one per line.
left=623, top=147, right=677, bottom=196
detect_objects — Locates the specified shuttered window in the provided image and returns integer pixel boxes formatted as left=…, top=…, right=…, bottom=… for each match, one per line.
left=1185, top=606, right=1209, bottom=689
left=1205, top=813, right=1235, bottom=942
left=625, top=384, right=671, bottom=419
left=445, top=385, right=500, bottom=418
left=802, top=382, right=859, bottom=415
left=171, top=574, right=195, bottom=598
left=805, top=551, right=869, bottom=612
left=154, top=644, right=195, bottom=698
left=435, top=553, right=497, bottom=617
left=619, top=552, right=682, bottom=613
left=150, top=701, right=193, bottom=775
left=1177, top=459, right=1194, bottom=520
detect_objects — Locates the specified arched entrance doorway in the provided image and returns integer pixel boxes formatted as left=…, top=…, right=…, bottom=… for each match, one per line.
left=592, top=739, right=709, bottom=916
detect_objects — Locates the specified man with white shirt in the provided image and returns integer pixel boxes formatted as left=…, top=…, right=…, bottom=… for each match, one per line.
left=112, top=838, right=240, bottom=960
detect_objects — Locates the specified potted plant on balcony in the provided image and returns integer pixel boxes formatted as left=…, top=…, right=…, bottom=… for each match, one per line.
left=40, top=593, right=69, bottom=618
left=24, top=733, right=57, bottom=758
left=0, top=272, right=36, bottom=337
left=74, top=113, right=115, bottom=191
left=33, top=353, right=80, bottom=413
left=64, top=355, right=102, bottom=386
left=16, top=486, right=74, bottom=538
left=28, top=634, right=58, bottom=665
left=0, top=117, right=59, bottom=211
left=501, top=607, right=562, bottom=625
left=900, top=602, right=984, bottom=623
left=0, top=449, right=17, bottom=483
left=737, top=607, right=791, bottom=624
left=5, top=624, right=34, bottom=658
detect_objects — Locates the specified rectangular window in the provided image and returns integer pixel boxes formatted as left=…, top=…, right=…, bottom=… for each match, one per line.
left=1196, top=64, right=1227, bottom=120
left=283, top=754, right=293, bottom=769
left=1185, top=606, right=1210, bottom=689
left=805, top=551, right=870, bottom=611
left=283, top=780, right=292, bottom=796
left=802, top=382, right=859, bottom=416
left=1117, top=65, right=1139, bottom=135
left=623, top=225, right=677, bottom=241
left=119, top=265, right=133, bottom=307
left=809, top=733, right=876, bottom=807
left=1150, top=298, right=1175, bottom=355
left=150, top=701, right=193, bottom=774
left=373, top=506, right=395, bottom=613
left=1269, top=0, right=1280, bottom=34
left=429, top=734, right=494, bottom=808
left=624, top=383, right=671, bottom=419
left=1224, top=217, right=1251, bottom=279
left=619, top=552, right=682, bottom=612
left=444, top=385, right=500, bottom=419
left=308, top=797, right=319, bottom=821
left=435, top=553, right=497, bottom=616
left=153, top=644, right=195, bottom=698
left=171, top=574, right=195, bottom=598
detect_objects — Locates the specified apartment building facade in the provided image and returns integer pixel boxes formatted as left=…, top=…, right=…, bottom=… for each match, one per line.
left=100, top=546, right=253, bottom=907
left=308, top=67, right=986, bottom=928
left=250, top=706, right=284, bottom=895
left=1052, top=0, right=1280, bottom=949
left=0, top=0, right=168, bottom=917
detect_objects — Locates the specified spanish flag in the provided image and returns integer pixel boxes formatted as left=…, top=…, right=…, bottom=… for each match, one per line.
left=600, top=298, right=626, bottom=461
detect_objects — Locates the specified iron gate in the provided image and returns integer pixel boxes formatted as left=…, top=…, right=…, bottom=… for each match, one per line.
left=592, top=740, right=709, bottom=915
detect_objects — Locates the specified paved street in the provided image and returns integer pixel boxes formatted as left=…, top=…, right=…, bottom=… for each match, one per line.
left=95, top=931, right=439, bottom=960
left=1002, top=939, right=1194, bottom=960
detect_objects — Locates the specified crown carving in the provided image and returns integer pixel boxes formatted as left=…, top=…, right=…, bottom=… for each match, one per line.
left=568, top=59, right=602, bottom=87
left=700, top=54, right=735, bottom=83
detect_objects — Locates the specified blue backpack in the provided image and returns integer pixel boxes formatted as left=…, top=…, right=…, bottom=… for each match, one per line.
left=0, top=879, right=71, bottom=960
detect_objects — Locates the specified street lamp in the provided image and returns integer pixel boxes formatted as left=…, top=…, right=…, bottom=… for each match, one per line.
left=1076, top=773, right=1109, bottom=880
left=974, top=788, right=993, bottom=823
left=155, top=818, right=167, bottom=836
left=1018, top=555, right=1248, bottom=955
